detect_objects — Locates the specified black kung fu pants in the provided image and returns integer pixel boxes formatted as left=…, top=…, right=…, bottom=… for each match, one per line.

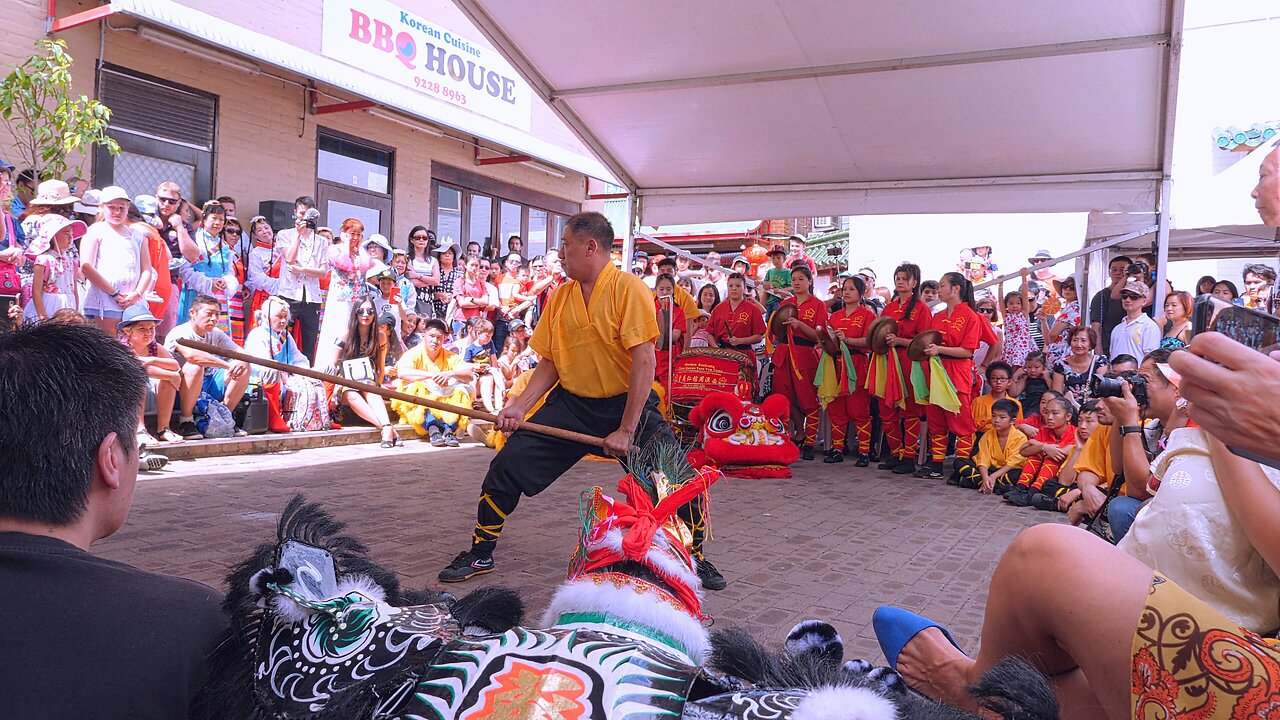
left=470, top=386, right=708, bottom=557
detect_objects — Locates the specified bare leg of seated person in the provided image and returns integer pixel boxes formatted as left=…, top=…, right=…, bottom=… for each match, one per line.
left=896, top=524, right=1151, bottom=720
left=342, top=390, right=396, bottom=443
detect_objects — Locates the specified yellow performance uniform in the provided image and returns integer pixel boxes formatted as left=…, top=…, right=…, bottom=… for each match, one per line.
left=530, top=262, right=659, bottom=398
left=391, top=344, right=473, bottom=435
left=970, top=394, right=1023, bottom=435
left=973, top=427, right=1028, bottom=470
left=673, top=285, right=699, bottom=322
left=1072, top=423, right=1123, bottom=496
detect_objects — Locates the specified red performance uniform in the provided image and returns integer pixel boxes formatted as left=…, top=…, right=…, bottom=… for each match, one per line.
left=654, top=295, right=687, bottom=390
left=771, top=295, right=828, bottom=447
left=924, top=303, right=984, bottom=462
left=1017, top=423, right=1078, bottom=491
left=709, top=297, right=766, bottom=355
left=880, top=295, right=933, bottom=462
left=827, top=303, right=877, bottom=454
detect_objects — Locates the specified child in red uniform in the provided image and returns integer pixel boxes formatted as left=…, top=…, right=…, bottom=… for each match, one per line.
left=878, top=262, right=933, bottom=475
left=771, top=266, right=827, bottom=460
left=653, top=273, right=686, bottom=390
left=826, top=275, right=877, bottom=465
left=708, top=272, right=766, bottom=358
left=1006, top=394, right=1078, bottom=507
left=917, top=271, right=985, bottom=478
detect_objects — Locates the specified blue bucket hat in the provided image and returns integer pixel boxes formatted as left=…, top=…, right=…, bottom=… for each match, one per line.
left=118, top=303, right=161, bottom=330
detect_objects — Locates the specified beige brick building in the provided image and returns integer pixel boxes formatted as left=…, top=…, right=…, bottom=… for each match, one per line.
left=2, top=0, right=607, bottom=255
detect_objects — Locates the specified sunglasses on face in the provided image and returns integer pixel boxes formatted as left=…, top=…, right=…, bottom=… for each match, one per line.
left=977, top=307, right=995, bottom=314
left=357, top=307, right=376, bottom=317
left=157, top=196, right=181, bottom=205
left=412, top=234, right=428, bottom=240
left=1121, top=293, right=1142, bottom=301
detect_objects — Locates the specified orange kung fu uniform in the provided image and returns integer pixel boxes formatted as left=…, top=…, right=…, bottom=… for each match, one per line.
left=880, top=296, right=933, bottom=462
left=827, top=303, right=877, bottom=455
left=708, top=297, right=765, bottom=355
left=924, top=303, right=984, bottom=462
left=771, top=295, right=828, bottom=448
left=654, top=295, right=687, bottom=390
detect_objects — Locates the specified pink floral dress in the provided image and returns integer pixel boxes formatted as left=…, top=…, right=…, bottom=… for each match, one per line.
left=1002, top=312, right=1034, bottom=367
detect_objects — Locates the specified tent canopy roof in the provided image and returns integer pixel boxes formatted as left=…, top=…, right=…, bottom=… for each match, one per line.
left=454, top=0, right=1179, bottom=225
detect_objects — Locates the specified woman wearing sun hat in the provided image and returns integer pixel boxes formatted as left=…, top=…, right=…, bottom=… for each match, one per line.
left=22, top=214, right=85, bottom=321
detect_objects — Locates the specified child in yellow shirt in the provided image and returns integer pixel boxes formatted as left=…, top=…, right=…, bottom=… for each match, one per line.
left=951, top=398, right=1027, bottom=493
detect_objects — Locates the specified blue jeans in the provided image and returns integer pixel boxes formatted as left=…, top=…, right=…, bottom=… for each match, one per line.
left=1108, top=496, right=1145, bottom=541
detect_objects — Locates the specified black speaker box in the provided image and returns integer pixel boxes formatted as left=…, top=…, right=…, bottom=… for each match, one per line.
left=258, top=200, right=295, bottom=233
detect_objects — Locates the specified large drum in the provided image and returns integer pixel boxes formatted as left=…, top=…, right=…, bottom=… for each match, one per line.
left=669, top=347, right=758, bottom=442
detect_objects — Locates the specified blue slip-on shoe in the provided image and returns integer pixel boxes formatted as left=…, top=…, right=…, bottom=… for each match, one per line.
left=872, top=605, right=966, bottom=670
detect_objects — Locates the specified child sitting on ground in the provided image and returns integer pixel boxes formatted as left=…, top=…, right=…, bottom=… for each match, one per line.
left=1034, top=400, right=1101, bottom=512
left=496, top=335, right=526, bottom=387
left=462, top=318, right=506, bottom=414
left=1014, top=389, right=1066, bottom=439
left=1010, top=351, right=1050, bottom=418
left=970, top=361, right=1024, bottom=441
left=954, top=398, right=1027, bottom=494
left=1006, top=394, right=1078, bottom=507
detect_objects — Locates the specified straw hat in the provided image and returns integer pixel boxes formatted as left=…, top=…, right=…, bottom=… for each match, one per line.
left=31, top=180, right=80, bottom=206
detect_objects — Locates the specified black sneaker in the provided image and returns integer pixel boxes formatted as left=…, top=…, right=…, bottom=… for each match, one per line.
left=822, top=449, right=844, bottom=464
left=854, top=454, right=871, bottom=467
left=177, top=420, right=204, bottom=440
left=801, top=445, right=815, bottom=461
left=439, top=549, right=495, bottom=582
left=442, top=431, right=460, bottom=448
left=1006, top=487, right=1034, bottom=507
left=892, top=459, right=917, bottom=475
left=925, top=461, right=945, bottom=479
left=428, top=426, right=446, bottom=447
left=877, top=457, right=901, bottom=471
left=1030, top=493, right=1059, bottom=511
left=946, top=472, right=962, bottom=486
left=958, top=476, right=981, bottom=490
left=695, top=554, right=726, bottom=591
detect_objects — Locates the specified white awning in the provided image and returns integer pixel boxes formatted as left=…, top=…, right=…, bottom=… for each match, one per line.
left=108, top=0, right=616, bottom=182
left=641, top=221, right=764, bottom=237
left=452, top=0, right=1181, bottom=225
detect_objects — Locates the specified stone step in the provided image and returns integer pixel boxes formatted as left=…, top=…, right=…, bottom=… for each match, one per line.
left=145, top=424, right=419, bottom=461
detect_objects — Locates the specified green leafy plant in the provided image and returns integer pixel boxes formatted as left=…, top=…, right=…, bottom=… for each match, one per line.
left=0, top=38, right=119, bottom=180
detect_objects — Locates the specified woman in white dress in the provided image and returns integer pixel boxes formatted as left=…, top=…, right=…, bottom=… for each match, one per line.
left=314, top=218, right=372, bottom=370
left=80, top=186, right=153, bottom=335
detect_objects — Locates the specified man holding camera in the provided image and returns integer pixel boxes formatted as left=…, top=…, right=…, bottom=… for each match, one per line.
left=276, top=197, right=327, bottom=363
left=1098, top=348, right=1191, bottom=541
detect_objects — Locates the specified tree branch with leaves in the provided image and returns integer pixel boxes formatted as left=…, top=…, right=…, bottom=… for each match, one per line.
left=0, top=38, right=119, bottom=182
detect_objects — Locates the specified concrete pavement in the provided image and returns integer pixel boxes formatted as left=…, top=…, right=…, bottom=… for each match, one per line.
left=96, top=439, right=1059, bottom=663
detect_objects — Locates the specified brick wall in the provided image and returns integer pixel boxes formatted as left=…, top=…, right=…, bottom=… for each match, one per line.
left=0, top=0, right=587, bottom=245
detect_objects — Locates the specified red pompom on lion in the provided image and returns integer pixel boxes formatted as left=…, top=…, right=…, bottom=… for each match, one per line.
left=687, top=392, right=800, bottom=478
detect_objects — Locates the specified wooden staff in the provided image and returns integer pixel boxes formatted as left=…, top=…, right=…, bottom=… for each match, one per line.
left=175, top=339, right=607, bottom=448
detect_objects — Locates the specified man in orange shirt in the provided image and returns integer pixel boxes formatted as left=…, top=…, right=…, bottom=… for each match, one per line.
left=440, top=212, right=724, bottom=590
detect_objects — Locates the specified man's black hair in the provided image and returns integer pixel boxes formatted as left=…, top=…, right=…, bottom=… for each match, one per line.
left=1141, top=347, right=1178, bottom=386
left=656, top=256, right=677, bottom=270
left=1109, top=255, right=1133, bottom=268
left=1111, top=353, right=1138, bottom=367
left=920, top=279, right=939, bottom=292
left=991, top=398, right=1019, bottom=418
left=986, top=361, right=1013, bottom=379
left=0, top=324, right=146, bottom=524
left=564, top=211, right=614, bottom=248
left=1242, top=263, right=1277, bottom=283
left=294, top=196, right=317, bottom=210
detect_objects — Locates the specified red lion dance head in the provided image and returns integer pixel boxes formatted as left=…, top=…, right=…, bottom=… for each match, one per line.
left=687, top=392, right=800, bottom=478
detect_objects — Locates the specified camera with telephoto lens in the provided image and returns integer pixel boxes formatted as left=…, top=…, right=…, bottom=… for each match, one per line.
left=1089, top=370, right=1148, bottom=407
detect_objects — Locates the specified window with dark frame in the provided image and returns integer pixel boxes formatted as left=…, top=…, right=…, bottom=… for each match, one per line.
left=428, top=163, right=579, bottom=262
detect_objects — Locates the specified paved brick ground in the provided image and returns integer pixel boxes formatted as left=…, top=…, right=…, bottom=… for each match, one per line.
left=96, top=440, right=1061, bottom=663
